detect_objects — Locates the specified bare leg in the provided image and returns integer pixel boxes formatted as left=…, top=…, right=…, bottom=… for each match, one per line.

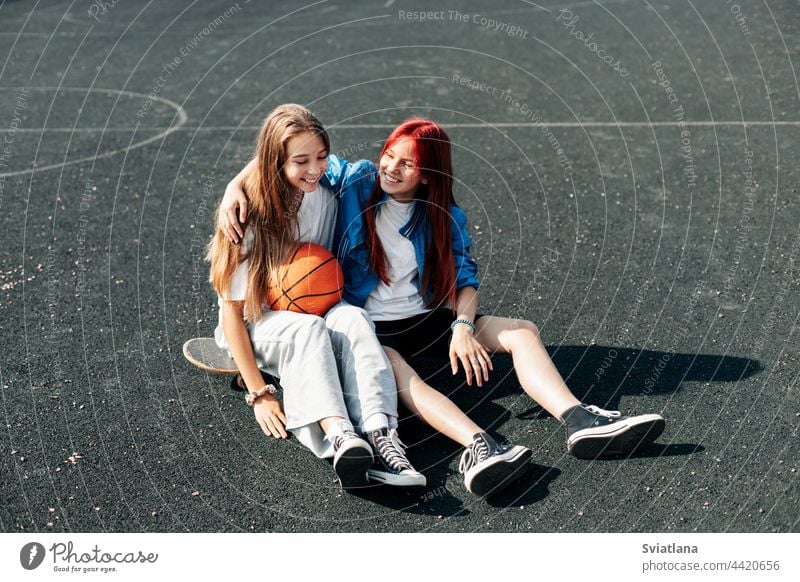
left=384, top=347, right=482, bottom=447
left=475, top=316, right=580, bottom=418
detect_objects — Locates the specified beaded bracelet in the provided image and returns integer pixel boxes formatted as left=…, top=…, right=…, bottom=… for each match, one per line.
left=245, top=384, right=278, bottom=407
left=450, top=318, right=476, bottom=333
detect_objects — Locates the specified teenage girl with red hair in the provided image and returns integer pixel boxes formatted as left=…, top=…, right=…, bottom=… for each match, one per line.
left=219, top=118, right=665, bottom=498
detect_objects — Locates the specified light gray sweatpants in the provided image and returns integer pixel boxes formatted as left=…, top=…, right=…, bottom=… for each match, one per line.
left=216, top=302, right=397, bottom=458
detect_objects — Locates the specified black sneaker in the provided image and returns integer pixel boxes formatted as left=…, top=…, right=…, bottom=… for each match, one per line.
left=331, top=429, right=373, bottom=489
left=458, top=432, right=532, bottom=498
left=562, top=404, right=665, bottom=459
left=366, top=428, right=426, bottom=488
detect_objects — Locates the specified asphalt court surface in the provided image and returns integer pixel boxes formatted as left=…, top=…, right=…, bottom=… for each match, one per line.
left=0, top=0, right=798, bottom=533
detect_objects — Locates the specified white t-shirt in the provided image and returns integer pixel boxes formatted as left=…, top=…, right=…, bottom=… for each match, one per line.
left=364, top=197, right=430, bottom=321
left=215, top=184, right=337, bottom=345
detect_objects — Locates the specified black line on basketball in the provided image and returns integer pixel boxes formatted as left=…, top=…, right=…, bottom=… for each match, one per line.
left=280, top=244, right=305, bottom=286
left=284, top=297, right=309, bottom=314
left=290, top=284, right=346, bottom=302
left=278, top=256, right=337, bottom=297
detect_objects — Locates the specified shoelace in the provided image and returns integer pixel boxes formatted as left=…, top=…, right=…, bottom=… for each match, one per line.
left=458, top=436, right=491, bottom=474
left=332, top=429, right=361, bottom=451
left=374, top=431, right=413, bottom=472
left=584, top=405, right=621, bottom=418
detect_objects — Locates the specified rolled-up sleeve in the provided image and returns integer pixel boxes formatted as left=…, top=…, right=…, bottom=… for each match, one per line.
left=221, top=228, right=253, bottom=301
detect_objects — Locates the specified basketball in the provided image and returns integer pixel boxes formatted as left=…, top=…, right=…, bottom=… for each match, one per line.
left=267, top=242, right=344, bottom=316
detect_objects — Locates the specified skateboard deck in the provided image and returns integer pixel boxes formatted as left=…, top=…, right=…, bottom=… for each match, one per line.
left=183, top=337, right=282, bottom=392
left=183, top=338, right=238, bottom=373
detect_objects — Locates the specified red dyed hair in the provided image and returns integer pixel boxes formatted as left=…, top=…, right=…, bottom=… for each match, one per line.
left=365, top=118, right=457, bottom=308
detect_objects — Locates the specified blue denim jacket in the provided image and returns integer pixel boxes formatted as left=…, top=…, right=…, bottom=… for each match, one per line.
left=322, top=155, right=479, bottom=308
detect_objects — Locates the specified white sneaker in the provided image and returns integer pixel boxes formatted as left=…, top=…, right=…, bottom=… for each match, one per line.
left=563, top=404, right=665, bottom=458
left=458, top=432, right=532, bottom=498
left=366, top=428, right=426, bottom=488
left=331, top=428, right=373, bottom=489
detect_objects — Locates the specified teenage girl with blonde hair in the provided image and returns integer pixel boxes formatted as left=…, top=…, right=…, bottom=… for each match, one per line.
left=208, top=104, right=424, bottom=489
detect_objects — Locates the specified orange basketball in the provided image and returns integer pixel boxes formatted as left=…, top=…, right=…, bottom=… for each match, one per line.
left=267, top=243, right=344, bottom=316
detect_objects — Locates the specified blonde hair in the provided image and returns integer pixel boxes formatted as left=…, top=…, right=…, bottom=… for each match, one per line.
left=207, top=104, right=330, bottom=321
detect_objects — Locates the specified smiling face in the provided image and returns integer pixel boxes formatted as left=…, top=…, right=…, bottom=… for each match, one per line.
left=283, top=131, right=329, bottom=193
left=379, top=137, right=428, bottom=202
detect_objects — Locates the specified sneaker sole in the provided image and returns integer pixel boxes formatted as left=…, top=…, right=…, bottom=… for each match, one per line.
left=334, top=445, right=373, bottom=489
left=465, top=446, right=533, bottom=498
left=568, top=415, right=665, bottom=459
left=366, top=469, right=427, bottom=488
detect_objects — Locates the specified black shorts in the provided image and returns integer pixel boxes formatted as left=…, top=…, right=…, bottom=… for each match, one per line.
left=373, top=308, right=485, bottom=359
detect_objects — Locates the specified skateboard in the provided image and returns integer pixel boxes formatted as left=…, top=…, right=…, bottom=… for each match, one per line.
left=182, top=337, right=280, bottom=391
left=182, top=338, right=238, bottom=373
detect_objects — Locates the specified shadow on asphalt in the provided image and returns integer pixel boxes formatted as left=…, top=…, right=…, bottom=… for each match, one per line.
left=486, top=463, right=560, bottom=509
left=547, top=345, right=762, bottom=409
left=348, top=481, right=469, bottom=517
left=347, top=460, right=559, bottom=515
left=405, top=344, right=761, bottom=415
left=629, top=442, right=706, bottom=458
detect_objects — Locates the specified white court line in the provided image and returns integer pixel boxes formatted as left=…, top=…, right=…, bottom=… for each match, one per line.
left=2, top=119, right=793, bottom=177
left=6, top=120, right=800, bottom=133
left=0, top=86, right=188, bottom=178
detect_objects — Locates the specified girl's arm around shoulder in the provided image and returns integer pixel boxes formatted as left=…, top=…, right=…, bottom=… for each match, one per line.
left=450, top=205, right=480, bottom=290
left=218, top=157, right=257, bottom=244
left=322, top=155, right=377, bottom=196
left=322, top=154, right=350, bottom=191
left=220, top=301, right=288, bottom=439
